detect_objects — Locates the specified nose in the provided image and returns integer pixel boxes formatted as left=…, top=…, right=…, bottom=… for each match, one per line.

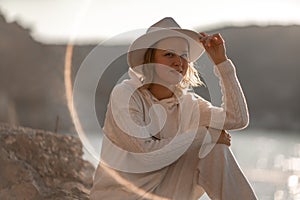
left=173, top=55, right=183, bottom=71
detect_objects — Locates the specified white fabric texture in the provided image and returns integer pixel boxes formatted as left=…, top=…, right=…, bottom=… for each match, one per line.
left=90, top=59, right=257, bottom=200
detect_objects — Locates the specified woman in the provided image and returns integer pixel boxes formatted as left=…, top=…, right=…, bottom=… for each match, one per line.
left=90, top=17, right=257, bottom=200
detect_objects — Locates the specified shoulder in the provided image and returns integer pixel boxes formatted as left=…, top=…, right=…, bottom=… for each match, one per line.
left=110, top=81, right=145, bottom=106
left=111, top=81, right=140, bottom=99
left=112, top=80, right=135, bottom=94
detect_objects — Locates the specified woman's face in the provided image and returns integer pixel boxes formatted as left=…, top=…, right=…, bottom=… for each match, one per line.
left=153, top=37, right=189, bottom=85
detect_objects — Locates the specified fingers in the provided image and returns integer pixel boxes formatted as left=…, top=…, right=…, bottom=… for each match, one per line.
left=199, top=32, right=224, bottom=48
left=223, top=130, right=231, bottom=146
left=206, top=127, right=232, bottom=146
left=217, top=130, right=231, bottom=146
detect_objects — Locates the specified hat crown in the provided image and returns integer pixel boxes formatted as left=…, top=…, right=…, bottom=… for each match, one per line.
left=128, top=17, right=204, bottom=68
left=147, top=17, right=181, bottom=33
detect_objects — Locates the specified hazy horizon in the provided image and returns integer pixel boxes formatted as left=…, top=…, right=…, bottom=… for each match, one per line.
left=1, top=0, right=300, bottom=44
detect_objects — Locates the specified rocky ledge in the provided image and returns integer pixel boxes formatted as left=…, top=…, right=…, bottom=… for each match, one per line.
left=0, top=123, right=95, bottom=200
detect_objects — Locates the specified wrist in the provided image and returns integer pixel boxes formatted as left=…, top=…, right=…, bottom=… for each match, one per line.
left=213, top=56, right=228, bottom=65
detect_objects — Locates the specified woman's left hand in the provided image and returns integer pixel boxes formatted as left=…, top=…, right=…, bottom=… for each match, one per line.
left=199, top=32, right=228, bottom=65
left=217, top=130, right=231, bottom=146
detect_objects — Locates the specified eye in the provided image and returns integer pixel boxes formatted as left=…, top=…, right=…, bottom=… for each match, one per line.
left=180, top=53, right=188, bottom=58
left=164, top=52, right=174, bottom=57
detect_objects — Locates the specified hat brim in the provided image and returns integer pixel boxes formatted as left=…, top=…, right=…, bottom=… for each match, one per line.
left=127, top=28, right=205, bottom=68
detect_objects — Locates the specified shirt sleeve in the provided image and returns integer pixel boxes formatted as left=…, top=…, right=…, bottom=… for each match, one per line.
left=100, top=84, right=199, bottom=172
left=103, top=84, right=197, bottom=154
left=196, top=59, right=249, bottom=130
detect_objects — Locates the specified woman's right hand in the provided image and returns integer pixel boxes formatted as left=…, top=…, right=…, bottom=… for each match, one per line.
left=199, top=32, right=228, bottom=65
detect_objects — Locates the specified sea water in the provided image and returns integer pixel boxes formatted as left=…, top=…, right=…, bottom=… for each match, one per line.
left=83, top=129, right=300, bottom=200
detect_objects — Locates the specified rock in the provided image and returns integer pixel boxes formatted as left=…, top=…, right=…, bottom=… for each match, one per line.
left=0, top=123, right=95, bottom=199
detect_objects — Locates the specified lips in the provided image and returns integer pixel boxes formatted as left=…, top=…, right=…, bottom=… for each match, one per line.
left=170, top=69, right=182, bottom=74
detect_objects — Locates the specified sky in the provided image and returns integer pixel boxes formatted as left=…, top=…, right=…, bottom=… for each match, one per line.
left=0, top=0, right=300, bottom=44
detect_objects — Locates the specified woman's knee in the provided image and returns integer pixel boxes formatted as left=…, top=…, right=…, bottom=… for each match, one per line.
left=211, top=144, right=231, bottom=156
left=214, top=143, right=230, bottom=150
left=204, top=143, right=231, bottom=159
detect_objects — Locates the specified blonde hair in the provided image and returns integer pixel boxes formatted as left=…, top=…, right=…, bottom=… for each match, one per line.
left=143, top=47, right=204, bottom=90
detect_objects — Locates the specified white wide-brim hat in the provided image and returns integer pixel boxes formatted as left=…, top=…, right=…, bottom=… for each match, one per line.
left=127, top=17, right=205, bottom=68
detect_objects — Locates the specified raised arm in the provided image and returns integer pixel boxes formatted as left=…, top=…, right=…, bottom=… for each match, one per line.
left=196, top=60, right=249, bottom=130
left=196, top=33, right=249, bottom=130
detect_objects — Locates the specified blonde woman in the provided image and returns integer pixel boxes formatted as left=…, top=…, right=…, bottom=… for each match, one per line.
left=90, top=17, right=257, bottom=200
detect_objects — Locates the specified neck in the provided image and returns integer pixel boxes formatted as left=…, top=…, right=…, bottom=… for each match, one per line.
left=148, top=83, right=175, bottom=100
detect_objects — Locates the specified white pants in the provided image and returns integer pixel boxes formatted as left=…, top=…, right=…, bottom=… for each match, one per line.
left=197, top=144, right=257, bottom=200
left=152, top=141, right=257, bottom=200
left=90, top=143, right=257, bottom=200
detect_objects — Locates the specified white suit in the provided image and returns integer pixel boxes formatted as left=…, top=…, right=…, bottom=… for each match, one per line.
left=90, top=60, right=257, bottom=200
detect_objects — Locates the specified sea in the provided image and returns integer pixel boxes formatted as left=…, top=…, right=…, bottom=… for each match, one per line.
left=82, top=129, right=300, bottom=200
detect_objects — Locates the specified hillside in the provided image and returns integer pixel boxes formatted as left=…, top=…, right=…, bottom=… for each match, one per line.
left=1, top=14, right=299, bottom=133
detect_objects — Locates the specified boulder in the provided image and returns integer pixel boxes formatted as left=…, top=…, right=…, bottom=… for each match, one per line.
left=0, top=123, right=95, bottom=199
